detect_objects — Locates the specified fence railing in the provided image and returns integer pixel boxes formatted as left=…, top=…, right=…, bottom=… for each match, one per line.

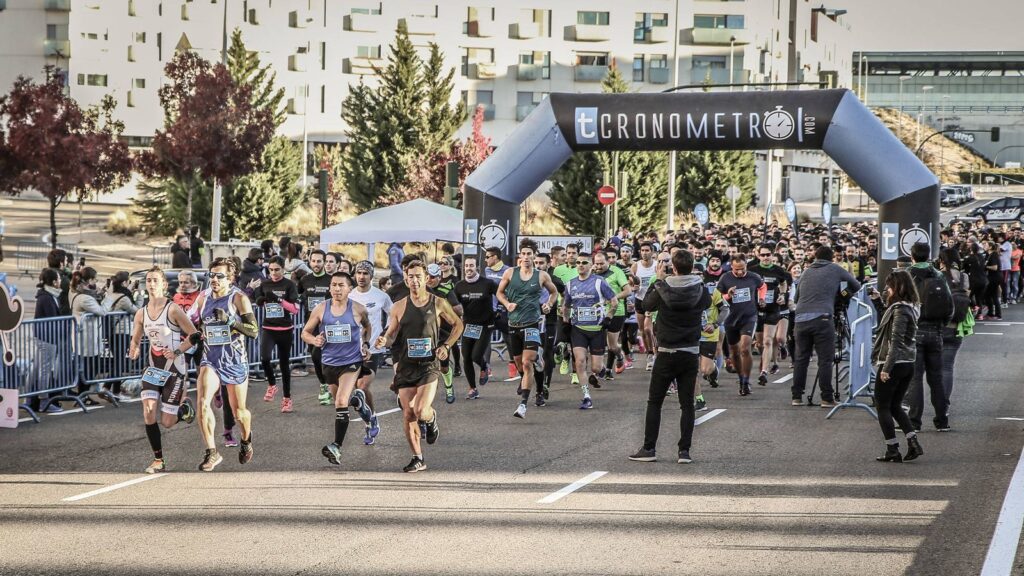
left=15, top=240, right=78, bottom=275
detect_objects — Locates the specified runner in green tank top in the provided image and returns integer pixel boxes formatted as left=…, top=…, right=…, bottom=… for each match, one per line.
left=496, top=238, right=559, bottom=420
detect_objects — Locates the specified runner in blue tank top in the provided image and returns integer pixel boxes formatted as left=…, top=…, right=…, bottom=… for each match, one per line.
left=301, top=272, right=376, bottom=467
left=191, top=258, right=259, bottom=472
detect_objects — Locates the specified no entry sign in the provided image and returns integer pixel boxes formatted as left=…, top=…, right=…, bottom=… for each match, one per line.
left=597, top=185, right=617, bottom=206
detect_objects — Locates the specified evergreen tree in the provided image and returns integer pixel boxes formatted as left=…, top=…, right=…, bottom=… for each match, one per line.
left=226, top=29, right=285, bottom=128
left=676, top=150, right=757, bottom=219
left=422, top=43, right=467, bottom=154
left=548, top=151, right=605, bottom=235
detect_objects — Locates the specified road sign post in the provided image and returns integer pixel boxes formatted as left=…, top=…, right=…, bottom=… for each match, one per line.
left=726, top=185, right=741, bottom=224
left=598, top=185, right=616, bottom=239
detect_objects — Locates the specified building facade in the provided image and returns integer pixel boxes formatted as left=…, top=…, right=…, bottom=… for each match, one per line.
left=0, top=0, right=853, bottom=205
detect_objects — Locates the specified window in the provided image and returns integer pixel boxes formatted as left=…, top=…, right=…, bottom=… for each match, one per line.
left=319, top=42, right=326, bottom=70
left=476, top=90, right=493, bottom=105
left=127, top=45, right=135, bottom=62
left=650, top=54, right=668, bottom=68
left=576, top=52, right=609, bottom=66
left=77, top=74, right=108, bottom=87
left=519, top=50, right=551, bottom=79
left=356, top=45, right=381, bottom=59
left=134, top=78, right=146, bottom=89
left=47, top=24, right=69, bottom=40
left=135, top=32, right=146, bottom=43
left=157, top=32, right=162, bottom=61
left=461, top=47, right=494, bottom=76
left=693, top=14, right=744, bottom=29
left=633, top=55, right=645, bottom=82
left=693, top=55, right=727, bottom=70
left=351, top=6, right=382, bottom=15
left=577, top=11, right=609, bottom=26
left=127, top=0, right=135, bottom=16
left=634, top=12, right=668, bottom=41
left=320, top=85, right=325, bottom=114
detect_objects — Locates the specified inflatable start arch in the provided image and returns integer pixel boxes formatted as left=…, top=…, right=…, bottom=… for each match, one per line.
left=462, top=88, right=938, bottom=282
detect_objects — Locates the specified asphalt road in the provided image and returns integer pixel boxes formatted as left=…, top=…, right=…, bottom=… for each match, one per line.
left=1, top=310, right=1024, bottom=576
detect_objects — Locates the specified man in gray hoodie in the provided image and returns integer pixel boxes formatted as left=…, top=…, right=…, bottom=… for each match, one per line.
left=628, top=250, right=711, bottom=464
left=791, top=245, right=861, bottom=407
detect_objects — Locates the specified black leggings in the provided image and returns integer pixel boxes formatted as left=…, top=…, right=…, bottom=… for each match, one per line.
left=873, top=362, right=915, bottom=441
left=984, top=279, right=1002, bottom=317
left=260, top=329, right=293, bottom=398
left=462, top=328, right=492, bottom=389
left=620, top=323, right=638, bottom=356
left=539, top=322, right=557, bottom=390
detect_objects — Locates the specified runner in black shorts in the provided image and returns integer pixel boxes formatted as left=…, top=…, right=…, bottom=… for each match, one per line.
left=715, top=254, right=764, bottom=397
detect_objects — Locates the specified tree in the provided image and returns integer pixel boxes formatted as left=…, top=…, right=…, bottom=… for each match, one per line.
left=226, top=29, right=285, bottom=128
left=220, top=136, right=303, bottom=239
left=421, top=43, right=467, bottom=154
left=549, top=152, right=605, bottom=235
left=138, top=50, right=275, bottom=230
left=676, top=150, right=758, bottom=219
left=313, top=143, right=348, bottom=222
left=0, top=71, right=131, bottom=246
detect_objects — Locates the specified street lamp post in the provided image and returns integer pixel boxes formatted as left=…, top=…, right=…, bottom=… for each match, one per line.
left=897, top=74, right=911, bottom=138
left=916, top=85, right=934, bottom=151
left=729, top=35, right=736, bottom=92
left=666, top=0, right=681, bottom=230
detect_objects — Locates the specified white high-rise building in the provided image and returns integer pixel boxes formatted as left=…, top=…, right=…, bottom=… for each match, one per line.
left=0, top=0, right=853, bottom=204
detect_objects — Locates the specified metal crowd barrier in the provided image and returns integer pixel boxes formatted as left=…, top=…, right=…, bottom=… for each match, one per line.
left=0, top=316, right=79, bottom=423
left=15, top=240, right=77, bottom=275
left=826, top=282, right=879, bottom=420
left=151, top=246, right=172, bottom=267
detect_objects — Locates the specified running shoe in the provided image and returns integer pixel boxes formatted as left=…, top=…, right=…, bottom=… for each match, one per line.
left=645, top=355, right=655, bottom=371
left=318, top=383, right=332, bottom=406
left=769, top=362, right=780, bottom=375
left=223, top=429, right=239, bottom=448
left=350, top=389, right=372, bottom=422
left=579, top=397, right=593, bottom=410
left=614, top=354, right=625, bottom=374
left=707, top=366, right=720, bottom=388
left=791, top=397, right=803, bottom=406
left=779, top=345, right=789, bottom=361
left=363, top=425, right=375, bottom=446
left=213, top=389, right=223, bottom=410
left=43, top=403, right=64, bottom=414
left=466, top=388, right=480, bottom=400
left=725, top=358, right=736, bottom=373
left=535, top=394, right=546, bottom=407
left=425, top=417, right=439, bottom=444
left=695, top=396, right=708, bottom=412
left=290, top=367, right=309, bottom=377
left=513, top=403, right=527, bottom=419
left=667, top=382, right=677, bottom=395
left=624, top=358, right=634, bottom=370
left=199, top=449, right=223, bottom=472
left=368, top=415, right=380, bottom=438
left=758, top=372, right=768, bottom=386
left=628, top=448, right=657, bottom=462
left=508, top=362, right=518, bottom=379
left=588, top=373, right=601, bottom=389
left=479, top=366, right=491, bottom=386
left=559, top=357, right=570, bottom=375
left=558, top=343, right=570, bottom=375
left=281, top=397, right=293, bottom=413
left=403, top=456, right=426, bottom=473
left=145, top=458, right=166, bottom=474
left=263, top=385, right=278, bottom=402
left=239, top=434, right=254, bottom=464
left=638, top=341, right=646, bottom=354
left=250, top=372, right=267, bottom=382
left=739, top=383, right=751, bottom=396
left=542, top=383, right=550, bottom=400
left=533, top=351, right=545, bottom=374
left=554, top=342, right=565, bottom=365
left=677, top=450, right=693, bottom=464
left=571, top=373, right=580, bottom=386
left=601, top=368, right=615, bottom=381
left=179, top=399, right=196, bottom=424
left=443, top=367, right=455, bottom=404
left=322, top=442, right=342, bottom=465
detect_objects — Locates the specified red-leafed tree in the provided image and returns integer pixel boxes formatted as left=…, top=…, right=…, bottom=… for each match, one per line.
left=395, top=104, right=494, bottom=206
left=0, top=70, right=132, bottom=247
left=138, top=50, right=275, bottom=230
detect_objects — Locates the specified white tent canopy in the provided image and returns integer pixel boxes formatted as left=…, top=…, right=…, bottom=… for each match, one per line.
left=319, top=198, right=463, bottom=248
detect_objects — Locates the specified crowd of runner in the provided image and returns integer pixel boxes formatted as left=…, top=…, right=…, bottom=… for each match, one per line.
left=37, top=214, right=1021, bottom=473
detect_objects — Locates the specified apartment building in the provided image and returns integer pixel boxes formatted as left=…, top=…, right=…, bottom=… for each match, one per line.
left=0, top=0, right=853, bottom=204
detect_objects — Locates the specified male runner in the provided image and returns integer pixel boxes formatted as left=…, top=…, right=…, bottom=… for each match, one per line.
left=376, top=260, right=463, bottom=473
left=302, top=272, right=376, bottom=466
left=426, top=263, right=464, bottom=404
left=298, top=250, right=332, bottom=405
left=715, top=254, right=765, bottom=396
left=496, top=239, right=558, bottom=419
left=563, top=252, right=618, bottom=410
left=349, top=260, right=390, bottom=444
left=552, top=242, right=581, bottom=375
left=533, top=252, right=565, bottom=406
left=593, top=251, right=632, bottom=380
left=129, top=267, right=200, bottom=473
left=454, top=256, right=498, bottom=399
left=191, top=258, right=259, bottom=471
left=751, top=246, right=791, bottom=386
left=631, top=242, right=658, bottom=370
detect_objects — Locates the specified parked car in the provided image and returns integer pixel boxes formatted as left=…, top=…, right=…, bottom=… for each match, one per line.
left=967, top=196, right=1024, bottom=223
left=940, top=187, right=955, bottom=207
left=948, top=187, right=966, bottom=206
left=953, top=184, right=975, bottom=202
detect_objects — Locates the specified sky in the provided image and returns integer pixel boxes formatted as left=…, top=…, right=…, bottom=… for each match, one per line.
left=845, top=0, right=1024, bottom=51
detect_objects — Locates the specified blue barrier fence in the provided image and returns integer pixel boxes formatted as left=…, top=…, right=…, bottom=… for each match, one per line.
left=826, top=282, right=879, bottom=420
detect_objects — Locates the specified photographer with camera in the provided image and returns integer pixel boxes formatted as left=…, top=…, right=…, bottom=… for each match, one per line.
left=907, top=242, right=954, bottom=432
left=790, top=245, right=861, bottom=408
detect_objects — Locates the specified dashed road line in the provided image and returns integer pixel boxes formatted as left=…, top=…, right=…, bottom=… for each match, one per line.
left=537, top=471, right=608, bottom=504
left=62, top=474, right=168, bottom=502
left=980, top=445, right=1024, bottom=576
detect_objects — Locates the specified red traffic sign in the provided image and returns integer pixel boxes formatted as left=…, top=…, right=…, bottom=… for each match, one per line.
left=597, top=185, right=617, bottom=206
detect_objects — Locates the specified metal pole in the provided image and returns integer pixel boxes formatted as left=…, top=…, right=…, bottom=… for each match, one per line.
left=666, top=0, right=681, bottom=231
left=612, top=151, right=620, bottom=237
left=302, top=84, right=309, bottom=191
left=862, top=55, right=868, bottom=106
left=729, top=36, right=736, bottom=92
left=212, top=178, right=222, bottom=242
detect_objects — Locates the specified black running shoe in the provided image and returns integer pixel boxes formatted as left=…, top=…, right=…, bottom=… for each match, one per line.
left=239, top=433, right=254, bottom=465
left=677, top=450, right=693, bottom=464
left=769, top=363, right=780, bottom=375
left=403, top=456, right=426, bottom=473
left=178, top=399, right=196, bottom=424
left=588, top=373, right=601, bottom=389
left=779, top=345, right=789, bottom=360
left=199, top=449, right=222, bottom=472
left=628, top=448, right=657, bottom=462
left=425, top=417, right=439, bottom=444
left=707, top=367, right=719, bottom=388
left=322, top=442, right=342, bottom=465
left=535, top=394, right=546, bottom=407
left=758, top=372, right=768, bottom=386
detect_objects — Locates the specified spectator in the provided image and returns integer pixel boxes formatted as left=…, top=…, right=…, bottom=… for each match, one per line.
left=907, top=242, right=953, bottom=432
left=171, top=235, right=191, bottom=268
left=387, top=242, right=405, bottom=286
left=29, top=268, right=65, bottom=414
left=283, top=242, right=311, bottom=279
left=70, top=266, right=111, bottom=405
left=260, top=239, right=278, bottom=261
left=378, top=276, right=392, bottom=292
left=102, top=271, right=140, bottom=389
left=238, top=248, right=265, bottom=297
left=45, top=248, right=71, bottom=315
left=189, top=225, right=205, bottom=269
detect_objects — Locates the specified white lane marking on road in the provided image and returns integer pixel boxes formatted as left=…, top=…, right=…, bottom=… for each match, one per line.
left=49, top=406, right=103, bottom=417
left=974, top=332, right=1005, bottom=336
left=537, top=471, right=608, bottom=504
left=62, top=474, right=167, bottom=502
left=772, top=374, right=794, bottom=384
left=997, top=417, right=1024, bottom=422
left=695, top=408, right=726, bottom=426
left=980, top=445, right=1024, bottom=576
left=376, top=407, right=401, bottom=416
left=980, top=322, right=1011, bottom=327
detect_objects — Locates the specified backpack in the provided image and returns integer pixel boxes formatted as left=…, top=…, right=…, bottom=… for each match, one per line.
left=913, top=266, right=953, bottom=323
left=947, top=269, right=971, bottom=325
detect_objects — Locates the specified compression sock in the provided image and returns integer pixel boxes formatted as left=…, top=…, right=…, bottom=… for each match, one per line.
left=521, top=389, right=531, bottom=403
left=145, top=422, right=162, bottom=459
left=335, top=407, right=350, bottom=446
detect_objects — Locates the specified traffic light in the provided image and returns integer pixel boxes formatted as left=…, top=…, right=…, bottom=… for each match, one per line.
left=444, top=161, right=460, bottom=207
left=992, top=127, right=1000, bottom=142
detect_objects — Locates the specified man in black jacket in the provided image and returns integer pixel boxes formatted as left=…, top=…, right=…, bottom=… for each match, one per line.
left=907, top=242, right=953, bottom=431
left=628, top=250, right=711, bottom=464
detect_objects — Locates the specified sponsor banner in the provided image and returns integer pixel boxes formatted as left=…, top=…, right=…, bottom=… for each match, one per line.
left=517, top=235, right=593, bottom=255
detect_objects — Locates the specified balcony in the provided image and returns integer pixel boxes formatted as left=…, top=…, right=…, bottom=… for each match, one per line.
left=477, top=103, right=495, bottom=120
left=689, top=68, right=751, bottom=85
left=44, top=0, right=70, bottom=10
left=289, top=10, right=312, bottom=28
left=517, top=64, right=541, bottom=81
left=466, top=19, right=496, bottom=37
left=289, top=53, right=307, bottom=72
left=469, top=62, right=497, bottom=79
left=638, top=26, right=673, bottom=44
left=344, top=13, right=381, bottom=32
left=648, top=67, right=670, bottom=84
left=400, top=17, right=439, bottom=35
left=516, top=104, right=537, bottom=121
left=565, top=24, right=611, bottom=42
left=44, top=39, right=71, bottom=57
left=688, top=27, right=750, bottom=45
left=574, top=64, right=607, bottom=82
left=510, top=21, right=541, bottom=39
left=343, top=57, right=381, bottom=75
left=287, top=97, right=305, bottom=115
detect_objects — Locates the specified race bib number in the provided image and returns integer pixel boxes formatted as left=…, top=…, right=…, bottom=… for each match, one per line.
left=464, top=324, right=483, bottom=340
left=324, top=323, right=352, bottom=344
left=764, top=290, right=775, bottom=304
left=641, top=276, right=652, bottom=287
left=141, top=367, right=173, bottom=388
left=577, top=306, right=601, bottom=323
left=733, top=287, right=752, bottom=304
left=706, top=282, right=717, bottom=294
left=407, top=337, right=433, bottom=358
left=307, top=297, right=325, bottom=312
left=265, top=302, right=284, bottom=319
left=524, top=327, right=542, bottom=344
left=204, top=325, right=231, bottom=346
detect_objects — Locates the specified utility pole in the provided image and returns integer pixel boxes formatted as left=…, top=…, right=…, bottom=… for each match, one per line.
left=666, top=0, right=681, bottom=231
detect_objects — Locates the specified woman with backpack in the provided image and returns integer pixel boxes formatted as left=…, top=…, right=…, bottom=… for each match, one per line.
left=869, top=270, right=924, bottom=463
left=937, top=248, right=970, bottom=414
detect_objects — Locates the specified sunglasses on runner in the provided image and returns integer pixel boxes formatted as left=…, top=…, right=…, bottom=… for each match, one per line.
left=577, top=260, right=592, bottom=266
left=209, top=272, right=228, bottom=280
